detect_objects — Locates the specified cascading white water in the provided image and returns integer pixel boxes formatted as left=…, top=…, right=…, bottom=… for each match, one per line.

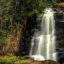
left=29, top=8, right=57, bottom=61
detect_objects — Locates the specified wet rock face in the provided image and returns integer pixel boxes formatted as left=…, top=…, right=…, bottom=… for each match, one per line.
left=53, top=3, right=64, bottom=19
left=19, top=14, right=37, bottom=56
left=53, top=3, right=64, bottom=64
left=0, top=27, right=23, bottom=55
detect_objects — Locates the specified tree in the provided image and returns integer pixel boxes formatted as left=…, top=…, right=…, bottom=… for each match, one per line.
left=0, top=0, right=58, bottom=45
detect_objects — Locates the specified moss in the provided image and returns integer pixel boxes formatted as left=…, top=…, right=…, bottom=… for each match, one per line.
left=14, top=60, right=27, bottom=64
left=0, top=55, right=28, bottom=64
left=0, top=55, right=60, bottom=64
left=0, top=56, right=20, bottom=64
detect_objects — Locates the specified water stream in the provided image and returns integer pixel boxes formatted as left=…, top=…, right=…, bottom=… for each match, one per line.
left=29, top=8, right=57, bottom=61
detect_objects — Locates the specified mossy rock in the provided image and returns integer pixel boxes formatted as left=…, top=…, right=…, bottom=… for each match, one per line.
left=14, top=59, right=59, bottom=64
left=14, top=59, right=44, bottom=64
left=0, top=56, right=60, bottom=64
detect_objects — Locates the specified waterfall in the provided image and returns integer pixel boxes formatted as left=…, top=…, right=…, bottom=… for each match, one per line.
left=29, top=8, right=57, bottom=61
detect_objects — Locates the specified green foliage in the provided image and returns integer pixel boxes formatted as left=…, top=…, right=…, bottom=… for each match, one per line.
left=0, top=30, right=8, bottom=46
left=0, top=55, right=59, bottom=64
left=14, top=60, right=27, bottom=64
left=0, top=0, right=58, bottom=23
left=0, top=0, right=58, bottom=46
left=0, top=56, right=18, bottom=64
left=0, top=0, right=58, bottom=24
left=0, top=55, right=27, bottom=64
left=1, top=30, right=8, bottom=37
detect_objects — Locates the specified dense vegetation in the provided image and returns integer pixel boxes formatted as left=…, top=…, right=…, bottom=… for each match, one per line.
left=0, top=53, right=59, bottom=64
left=0, top=0, right=58, bottom=46
left=0, top=0, right=64, bottom=64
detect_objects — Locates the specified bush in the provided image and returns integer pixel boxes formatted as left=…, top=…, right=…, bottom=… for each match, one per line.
left=0, top=55, right=28, bottom=64
left=0, top=56, right=20, bottom=64
left=14, top=60, right=27, bottom=64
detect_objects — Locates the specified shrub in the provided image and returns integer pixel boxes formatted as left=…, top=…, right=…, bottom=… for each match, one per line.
left=14, top=60, right=27, bottom=64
